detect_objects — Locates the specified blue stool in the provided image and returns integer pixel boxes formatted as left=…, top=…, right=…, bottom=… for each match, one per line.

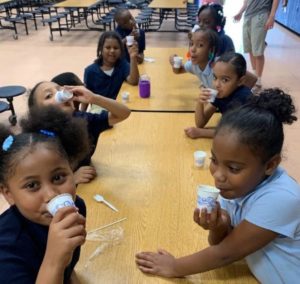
left=0, top=85, right=26, bottom=126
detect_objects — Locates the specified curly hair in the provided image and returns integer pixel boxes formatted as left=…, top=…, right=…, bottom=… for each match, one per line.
left=0, top=106, right=89, bottom=184
left=215, top=88, right=297, bottom=162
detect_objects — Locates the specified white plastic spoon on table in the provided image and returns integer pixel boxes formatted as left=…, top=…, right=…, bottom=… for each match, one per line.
left=93, top=194, right=118, bottom=212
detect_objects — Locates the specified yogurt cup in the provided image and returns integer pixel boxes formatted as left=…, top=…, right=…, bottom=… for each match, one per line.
left=55, top=90, right=73, bottom=103
left=173, top=56, right=183, bottom=69
left=47, top=193, right=75, bottom=216
left=194, top=151, right=207, bottom=168
left=207, top=88, right=218, bottom=103
left=197, top=185, right=220, bottom=213
left=126, top=35, right=134, bottom=46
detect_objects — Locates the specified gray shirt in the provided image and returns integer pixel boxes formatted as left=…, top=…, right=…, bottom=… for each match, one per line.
left=245, top=0, right=273, bottom=18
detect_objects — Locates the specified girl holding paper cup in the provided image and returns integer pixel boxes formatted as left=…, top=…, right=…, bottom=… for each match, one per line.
left=0, top=106, right=88, bottom=283
left=185, top=52, right=252, bottom=139
left=136, top=89, right=300, bottom=283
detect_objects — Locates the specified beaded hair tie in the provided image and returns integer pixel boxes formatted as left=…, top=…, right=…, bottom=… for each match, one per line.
left=2, top=135, right=14, bottom=151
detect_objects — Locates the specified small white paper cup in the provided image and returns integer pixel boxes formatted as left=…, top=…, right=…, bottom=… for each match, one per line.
left=47, top=193, right=75, bottom=216
left=121, top=91, right=129, bottom=103
left=55, top=90, right=73, bottom=103
left=207, top=88, right=218, bottom=103
left=126, top=35, right=134, bottom=46
left=197, top=185, right=220, bottom=213
left=173, top=56, right=183, bottom=69
left=194, top=151, right=207, bottom=167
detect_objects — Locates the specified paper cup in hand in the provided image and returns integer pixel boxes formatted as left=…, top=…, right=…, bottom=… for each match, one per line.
left=194, top=151, right=206, bottom=167
left=47, top=193, right=75, bottom=216
left=126, top=35, right=134, bottom=46
left=55, top=90, right=73, bottom=103
left=207, top=88, right=218, bottom=103
left=173, top=56, right=183, bottom=69
left=197, top=185, right=220, bottom=213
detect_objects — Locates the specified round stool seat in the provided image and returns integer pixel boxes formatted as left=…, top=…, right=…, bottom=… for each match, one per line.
left=0, top=85, right=26, bottom=99
left=0, top=101, right=10, bottom=113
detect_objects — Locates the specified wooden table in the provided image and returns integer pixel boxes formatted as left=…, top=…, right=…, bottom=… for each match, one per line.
left=149, top=0, right=186, bottom=9
left=118, top=48, right=200, bottom=112
left=54, top=0, right=101, bottom=8
left=75, top=112, right=257, bottom=283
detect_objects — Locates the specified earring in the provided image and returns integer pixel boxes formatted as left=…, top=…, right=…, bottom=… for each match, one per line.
left=208, top=52, right=214, bottom=61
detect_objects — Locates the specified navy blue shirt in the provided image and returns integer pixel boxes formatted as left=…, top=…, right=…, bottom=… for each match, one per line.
left=115, top=26, right=146, bottom=62
left=0, top=196, right=86, bottom=284
left=218, top=30, right=235, bottom=56
left=212, top=86, right=252, bottom=113
left=84, top=58, right=130, bottom=100
left=74, top=110, right=111, bottom=165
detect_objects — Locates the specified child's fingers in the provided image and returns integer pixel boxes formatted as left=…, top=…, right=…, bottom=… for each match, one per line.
left=193, top=208, right=201, bottom=224
left=63, top=224, right=86, bottom=239
left=55, top=211, right=86, bottom=229
left=52, top=206, right=78, bottom=223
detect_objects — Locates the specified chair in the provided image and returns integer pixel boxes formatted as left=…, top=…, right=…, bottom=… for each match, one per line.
left=0, top=85, right=27, bottom=126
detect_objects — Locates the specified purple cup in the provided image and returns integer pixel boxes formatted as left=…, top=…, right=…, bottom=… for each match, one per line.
left=139, top=77, right=151, bottom=98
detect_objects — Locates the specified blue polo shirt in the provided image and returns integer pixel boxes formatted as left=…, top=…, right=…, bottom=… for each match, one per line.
left=74, top=110, right=111, bottom=166
left=218, top=30, right=235, bottom=56
left=220, top=167, right=300, bottom=284
left=211, top=86, right=252, bottom=113
left=184, top=60, right=214, bottom=88
left=0, top=196, right=86, bottom=284
left=84, top=58, right=130, bottom=100
left=115, top=26, right=146, bottom=62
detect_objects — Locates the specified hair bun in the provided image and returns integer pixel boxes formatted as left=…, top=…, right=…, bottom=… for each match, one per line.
left=249, top=88, right=297, bottom=124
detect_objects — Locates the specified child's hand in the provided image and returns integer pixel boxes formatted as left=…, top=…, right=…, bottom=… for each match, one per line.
left=65, top=85, right=94, bottom=105
left=264, top=16, right=275, bottom=30
left=45, top=206, right=86, bottom=268
left=136, top=249, right=180, bottom=278
left=128, top=42, right=139, bottom=59
left=233, top=13, right=242, bottom=22
left=169, top=54, right=177, bottom=66
left=193, top=202, right=229, bottom=232
left=74, top=166, right=97, bottom=184
left=184, top=127, right=203, bottom=139
left=199, top=88, right=212, bottom=103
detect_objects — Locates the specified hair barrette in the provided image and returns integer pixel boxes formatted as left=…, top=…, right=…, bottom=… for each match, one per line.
left=40, top=129, right=56, bottom=137
left=2, top=135, right=14, bottom=151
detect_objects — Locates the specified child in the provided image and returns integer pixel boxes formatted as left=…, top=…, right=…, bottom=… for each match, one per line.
left=28, top=81, right=131, bottom=185
left=196, top=3, right=257, bottom=88
left=114, top=8, right=146, bottom=64
left=197, top=3, right=234, bottom=56
left=136, top=88, right=300, bottom=283
left=184, top=52, right=252, bottom=139
left=0, top=106, right=88, bottom=283
left=234, top=0, right=279, bottom=92
left=84, top=31, right=139, bottom=113
left=170, top=28, right=219, bottom=89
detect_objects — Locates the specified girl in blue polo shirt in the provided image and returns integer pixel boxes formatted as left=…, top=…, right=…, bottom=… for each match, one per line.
left=0, top=106, right=88, bottom=283
left=184, top=52, right=252, bottom=139
left=84, top=31, right=139, bottom=112
left=136, top=88, right=300, bottom=284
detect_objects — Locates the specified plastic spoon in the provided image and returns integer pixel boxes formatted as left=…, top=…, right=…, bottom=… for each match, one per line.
left=93, top=194, right=118, bottom=212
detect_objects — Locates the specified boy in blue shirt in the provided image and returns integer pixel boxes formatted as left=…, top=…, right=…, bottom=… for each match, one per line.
left=115, top=8, right=145, bottom=64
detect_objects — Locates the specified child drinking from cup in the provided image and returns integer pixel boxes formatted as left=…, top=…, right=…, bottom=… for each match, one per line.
left=28, top=81, right=131, bottom=185
left=193, top=3, right=257, bottom=88
left=136, top=88, right=300, bottom=283
left=170, top=27, right=219, bottom=88
left=114, top=8, right=146, bottom=64
left=84, top=31, right=139, bottom=113
left=0, top=106, right=89, bottom=283
left=185, top=52, right=252, bottom=139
